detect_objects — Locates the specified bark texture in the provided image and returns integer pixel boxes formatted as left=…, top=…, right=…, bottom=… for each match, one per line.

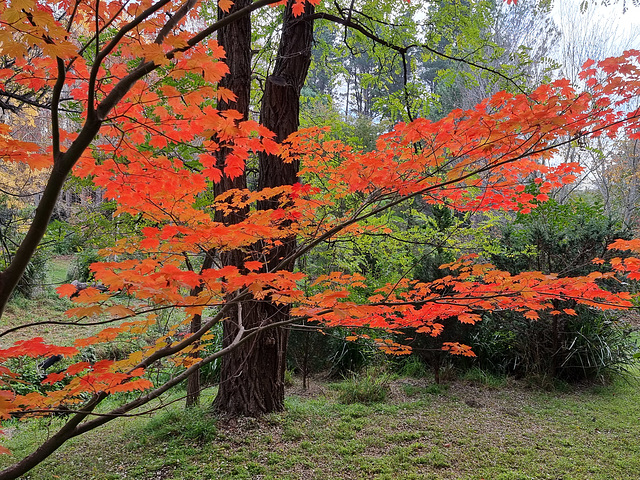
left=186, top=0, right=252, bottom=407
left=213, top=0, right=314, bottom=416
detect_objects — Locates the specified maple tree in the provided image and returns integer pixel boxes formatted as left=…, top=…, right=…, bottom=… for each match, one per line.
left=0, top=0, right=639, bottom=476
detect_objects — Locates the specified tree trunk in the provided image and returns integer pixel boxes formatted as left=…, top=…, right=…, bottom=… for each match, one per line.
left=186, top=0, right=251, bottom=407
left=213, top=0, right=314, bottom=416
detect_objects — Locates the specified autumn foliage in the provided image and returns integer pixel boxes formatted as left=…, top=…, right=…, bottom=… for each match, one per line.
left=0, top=0, right=640, bottom=475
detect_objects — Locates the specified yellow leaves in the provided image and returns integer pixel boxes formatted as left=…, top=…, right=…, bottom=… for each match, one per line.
left=134, top=43, right=171, bottom=66
left=125, top=351, right=144, bottom=367
left=41, top=41, right=78, bottom=60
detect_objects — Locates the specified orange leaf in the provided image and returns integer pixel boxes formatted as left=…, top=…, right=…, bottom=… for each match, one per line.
left=41, top=372, right=65, bottom=385
left=66, top=362, right=91, bottom=376
left=219, top=0, right=233, bottom=12
left=244, top=261, right=263, bottom=271
left=56, top=283, right=78, bottom=298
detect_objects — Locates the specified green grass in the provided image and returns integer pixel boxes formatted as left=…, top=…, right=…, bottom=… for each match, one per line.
left=0, top=256, right=147, bottom=358
left=332, top=367, right=392, bottom=404
left=2, top=372, right=640, bottom=479
left=2, top=261, right=639, bottom=479
left=461, top=366, right=508, bottom=388
left=47, top=255, right=72, bottom=286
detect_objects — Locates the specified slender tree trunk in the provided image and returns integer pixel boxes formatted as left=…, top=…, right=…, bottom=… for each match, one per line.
left=213, top=0, right=314, bottom=416
left=186, top=0, right=252, bottom=407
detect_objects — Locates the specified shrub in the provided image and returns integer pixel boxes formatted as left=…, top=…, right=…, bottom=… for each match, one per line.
left=335, top=367, right=391, bottom=404
left=66, top=249, right=101, bottom=282
left=12, top=250, right=48, bottom=299
left=142, top=408, right=217, bottom=444
left=471, top=309, right=638, bottom=382
left=395, top=356, right=429, bottom=378
left=287, top=326, right=384, bottom=380
left=471, top=194, right=638, bottom=382
left=46, top=219, right=85, bottom=255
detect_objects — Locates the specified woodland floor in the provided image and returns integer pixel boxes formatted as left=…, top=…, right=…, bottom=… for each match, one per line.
left=1, top=371, right=640, bottom=480
left=2, top=258, right=640, bottom=479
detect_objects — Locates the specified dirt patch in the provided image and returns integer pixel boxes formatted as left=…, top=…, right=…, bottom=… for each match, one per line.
left=286, top=374, right=332, bottom=399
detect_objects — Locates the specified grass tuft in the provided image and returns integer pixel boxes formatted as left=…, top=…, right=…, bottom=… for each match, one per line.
left=334, top=367, right=391, bottom=404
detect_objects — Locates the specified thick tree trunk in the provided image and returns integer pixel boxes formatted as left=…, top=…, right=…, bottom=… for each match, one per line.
left=213, top=0, right=314, bottom=416
left=186, top=0, right=252, bottom=407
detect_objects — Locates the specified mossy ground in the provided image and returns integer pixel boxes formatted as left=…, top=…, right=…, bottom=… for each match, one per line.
left=1, top=372, right=639, bottom=480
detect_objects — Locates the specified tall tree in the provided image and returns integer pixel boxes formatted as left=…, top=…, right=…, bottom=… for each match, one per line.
left=212, top=0, right=315, bottom=415
left=185, top=0, right=253, bottom=407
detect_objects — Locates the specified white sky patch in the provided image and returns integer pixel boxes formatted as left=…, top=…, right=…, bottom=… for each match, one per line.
left=551, top=0, right=640, bottom=81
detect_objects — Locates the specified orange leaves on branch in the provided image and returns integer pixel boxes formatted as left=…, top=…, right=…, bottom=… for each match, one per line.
left=56, top=284, right=78, bottom=298
left=0, top=338, right=77, bottom=360
left=3, top=12, right=640, bottom=458
left=244, top=261, right=263, bottom=271
left=608, top=238, right=640, bottom=253
left=66, top=362, right=92, bottom=376
left=374, top=338, right=412, bottom=356
left=442, top=343, right=476, bottom=357
left=458, top=313, right=482, bottom=324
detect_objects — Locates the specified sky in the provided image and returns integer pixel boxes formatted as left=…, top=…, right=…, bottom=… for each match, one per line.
left=551, top=0, right=640, bottom=78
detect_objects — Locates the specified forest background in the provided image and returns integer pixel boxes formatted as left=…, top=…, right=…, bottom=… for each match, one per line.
left=0, top=0, right=640, bottom=477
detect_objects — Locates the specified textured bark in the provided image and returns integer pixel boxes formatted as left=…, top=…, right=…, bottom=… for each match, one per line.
left=186, top=0, right=252, bottom=407
left=213, top=0, right=314, bottom=416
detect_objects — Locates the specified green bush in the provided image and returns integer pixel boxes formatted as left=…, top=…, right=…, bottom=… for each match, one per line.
left=395, top=356, right=429, bottom=378
left=335, top=367, right=391, bottom=404
left=471, top=194, right=639, bottom=382
left=12, top=250, right=48, bottom=299
left=142, top=408, right=217, bottom=444
left=471, top=309, right=638, bottom=382
left=287, top=326, right=384, bottom=379
left=66, top=249, right=101, bottom=282
left=45, top=219, right=85, bottom=255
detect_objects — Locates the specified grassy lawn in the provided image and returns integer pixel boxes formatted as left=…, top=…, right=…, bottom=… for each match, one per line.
left=1, top=372, right=639, bottom=480
left=1, top=256, right=74, bottom=348
left=2, top=256, right=639, bottom=479
left=0, top=256, right=151, bottom=356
